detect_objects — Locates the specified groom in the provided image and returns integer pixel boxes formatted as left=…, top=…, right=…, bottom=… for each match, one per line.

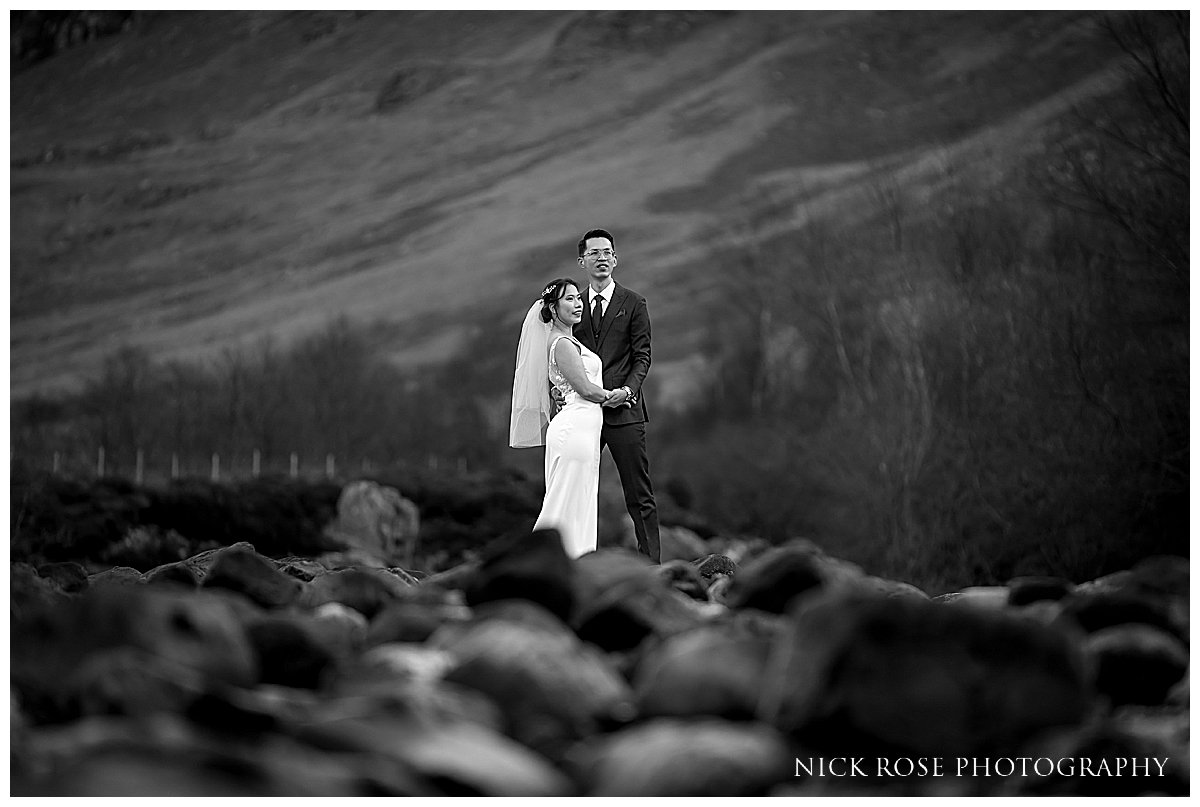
left=574, top=228, right=661, bottom=564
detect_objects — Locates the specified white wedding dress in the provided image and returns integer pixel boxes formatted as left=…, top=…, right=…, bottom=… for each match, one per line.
left=533, top=334, right=603, bottom=557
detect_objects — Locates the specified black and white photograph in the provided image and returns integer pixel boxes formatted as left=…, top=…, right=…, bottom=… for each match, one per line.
left=8, top=9, right=1190, bottom=797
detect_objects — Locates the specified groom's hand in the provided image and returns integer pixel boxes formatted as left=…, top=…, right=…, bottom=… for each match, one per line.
left=603, top=386, right=632, bottom=408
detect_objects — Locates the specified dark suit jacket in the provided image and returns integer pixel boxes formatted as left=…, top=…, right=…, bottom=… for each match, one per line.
left=575, top=282, right=651, bottom=426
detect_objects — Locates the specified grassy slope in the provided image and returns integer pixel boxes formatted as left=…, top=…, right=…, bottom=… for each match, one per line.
left=10, top=10, right=1123, bottom=401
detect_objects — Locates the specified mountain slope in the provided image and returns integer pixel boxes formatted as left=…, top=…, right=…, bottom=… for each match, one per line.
left=11, top=10, right=1124, bottom=399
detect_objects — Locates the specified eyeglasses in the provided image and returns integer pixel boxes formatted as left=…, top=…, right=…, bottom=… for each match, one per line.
left=582, top=249, right=615, bottom=259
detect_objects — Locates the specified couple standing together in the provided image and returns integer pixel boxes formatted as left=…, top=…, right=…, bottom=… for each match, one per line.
left=509, top=228, right=661, bottom=564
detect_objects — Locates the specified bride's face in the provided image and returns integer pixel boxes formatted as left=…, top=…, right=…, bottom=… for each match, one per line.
left=553, top=283, right=584, bottom=327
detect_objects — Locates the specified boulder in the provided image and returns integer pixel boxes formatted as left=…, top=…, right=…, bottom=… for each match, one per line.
left=36, top=561, right=90, bottom=593
left=324, top=480, right=420, bottom=565
left=310, top=602, right=370, bottom=654
left=294, top=707, right=572, bottom=796
left=655, top=560, right=708, bottom=600
left=1057, top=590, right=1182, bottom=642
left=367, top=600, right=473, bottom=646
left=572, top=550, right=706, bottom=652
left=724, top=540, right=865, bottom=614
left=182, top=541, right=258, bottom=582
left=568, top=717, right=792, bottom=796
left=998, top=716, right=1188, bottom=796
left=12, top=562, right=72, bottom=620
left=275, top=557, right=328, bottom=582
left=633, top=625, right=773, bottom=720
left=245, top=614, right=342, bottom=689
left=1007, top=575, right=1075, bottom=606
left=328, top=656, right=505, bottom=732
left=1084, top=623, right=1188, bottom=706
left=1063, top=556, right=1188, bottom=642
left=430, top=602, right=636, bottom=760
left=355, top=643, right=457, bottom=681
left=142, top=560, right=200, bottom=587
left=934, top=586, right=1011, bottom=611
left=64, top=647, right=206, bottom=718
left=87, top=566, right=144, bottom=587
left=419, top=560, right=482, bottom=592
left=300, top=567, right=414, bottom=619
left=659, top=525, right=708, bottom=562
left=463, top=528, right=576, bottom=623
left=758, top=589, right=1092, bottom=758
left=201, top=547, right=303, bottom=609
left=12, top=586, right=257, bottom=724
left=13, top=714, right=377, bottom=796
left=388, top=720, right=575, bottom=796
left=314, top=548, right=392, bottom=570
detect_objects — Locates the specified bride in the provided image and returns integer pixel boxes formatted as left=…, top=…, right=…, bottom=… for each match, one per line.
left=510, top=278, right=616, bottom=557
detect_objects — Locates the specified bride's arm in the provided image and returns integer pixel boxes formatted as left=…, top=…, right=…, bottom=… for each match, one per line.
left=554, top=339, right=610, bottom=404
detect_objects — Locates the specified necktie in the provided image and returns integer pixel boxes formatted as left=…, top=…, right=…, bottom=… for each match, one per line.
left=591, top=293, right=603, bottom=340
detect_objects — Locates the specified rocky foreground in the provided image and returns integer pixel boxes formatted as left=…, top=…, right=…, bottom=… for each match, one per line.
left=10, top=486, right=1190, bottom=796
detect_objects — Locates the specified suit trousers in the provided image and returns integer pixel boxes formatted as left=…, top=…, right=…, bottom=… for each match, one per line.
left=601, top=421, right=660, bottom=563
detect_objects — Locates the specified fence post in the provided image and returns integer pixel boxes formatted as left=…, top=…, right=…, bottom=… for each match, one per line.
left=252, top=449, right=261, bottom=478
left=97, top=446, right=105, bottom=477
left=135, top=449, right=144, bottom=485
left=171, top=453, right=179, bottom=480
left=290, top=452, right=298, bottom=479
left=211, top=453, right=220, bottom=482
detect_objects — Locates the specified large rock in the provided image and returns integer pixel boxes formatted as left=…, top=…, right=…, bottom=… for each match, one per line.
left=1085, top=623, right=1188, bottom=706
left=568, top=717, right=792, bottom=796
left=758, top=589, right=1092, bottom=758
left=181, top=541, right=258, bottom=582
left=310, top=602, right=370, bottom=654
left=13, top=714, right=381, bottom=796
left=463, top=528, right=576, bottom=623
left=36, top=561, right=90, bottom=593
left=324, top=480, right=420, bottom=565
left=1059, top=556, right=1188, bottom=642
left=300, top=567, right=414, bottom=619
left=571, top=549, right=705, bottom=652
left=63, top=647, right=207, bottom=718
left=659, top=525, right=708, bottom=562
left=142, top=560, right=200, bottom=587
left=245, top=614, right=343, bottom=689
left=655, top=560, right=708, bottom=600
left=724, top=540, right=865, bottom=614
left=367, top=600, right=473, bottom=646
left=429, top=601, right=636, bottom=760
left=294, top=706, right=573, bottom=796
left=1007, top=575, right=1075, bottom=606
left=934, top=586, right=1011, bottom=611
left=998, top=715, right=1189, bottom=796
left=12, top=562, right=72, bottom=620
left=201, top=547, right=303, bottom=609
left=633, top=624, right=773, bottom=720
left=87, top=566, right=144, bottom=587
left=12, top=586, right=257, bottom=724
left=328, top=651, right=505, bottom=732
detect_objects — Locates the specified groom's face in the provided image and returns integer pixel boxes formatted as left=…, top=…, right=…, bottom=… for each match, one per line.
left=580, top=236, right=617, bottom=288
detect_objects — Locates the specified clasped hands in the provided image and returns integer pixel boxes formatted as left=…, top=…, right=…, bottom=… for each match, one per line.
left=602, top=386, right=634, bottom=408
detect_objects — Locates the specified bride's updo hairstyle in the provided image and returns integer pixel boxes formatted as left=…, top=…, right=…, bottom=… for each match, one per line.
left=540, top=277, right=579, bottom=323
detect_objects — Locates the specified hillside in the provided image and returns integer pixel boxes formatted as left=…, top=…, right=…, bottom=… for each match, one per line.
left=11, top=10, right=1125, bottom=401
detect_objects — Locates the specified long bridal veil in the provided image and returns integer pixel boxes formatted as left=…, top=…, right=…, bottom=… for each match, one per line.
left=509, top=300, right=553, bottom=448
